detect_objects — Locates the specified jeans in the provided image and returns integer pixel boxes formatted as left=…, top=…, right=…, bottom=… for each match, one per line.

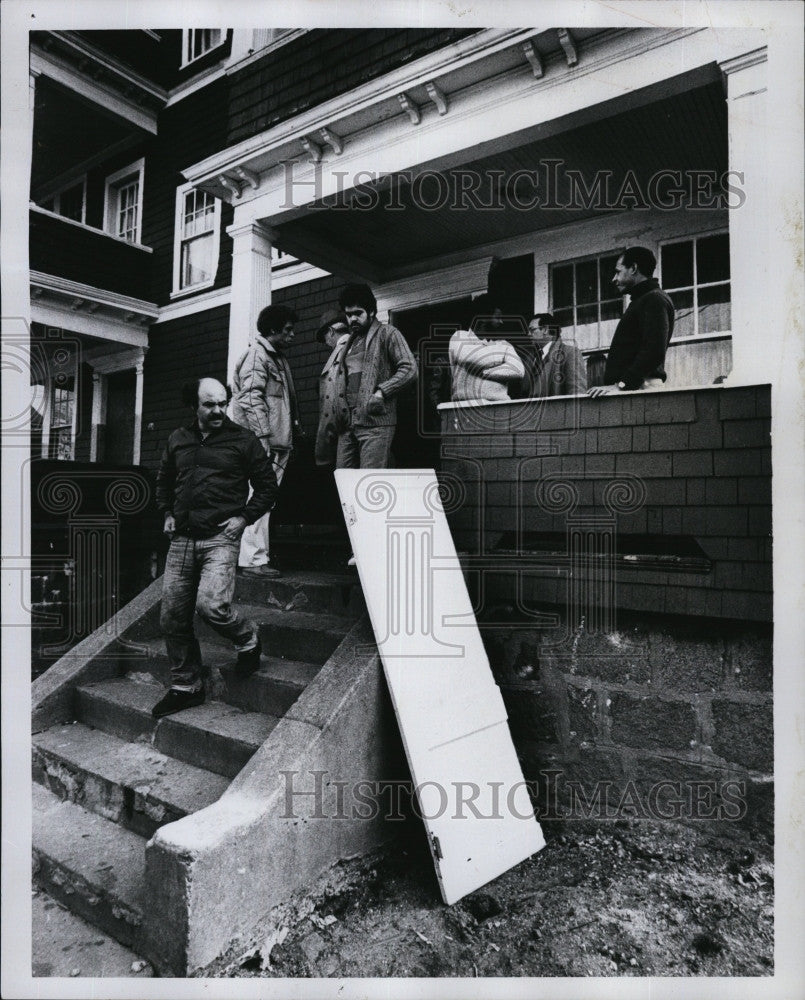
left=336, top=424, right=395, bottom=468
left=160, top=532, right=258, bottom=689
left=239, top=448, right=289, bottom=567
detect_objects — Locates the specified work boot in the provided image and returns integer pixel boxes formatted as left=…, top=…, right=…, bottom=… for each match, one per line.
left=151, top=684, right=205, bottom=719
left=235, top=637, right=262, bottom=676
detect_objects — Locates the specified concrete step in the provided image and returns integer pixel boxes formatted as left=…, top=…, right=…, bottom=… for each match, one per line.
left=115, top=639, right=322, bottom=717
left=33, top=782, right=145, bottom=951
left=218, top=654, right=321, bottom=716
left=226, top=605, right=351, bottom=664
left=32, top=888, right=154, bottom=978
left=75, top=676, right=279, bottom=779
left=270, top=533, right=353, bottom=573
left=128, top=606, right=350, bottom=665
left=33, top=722, right=229, bottom=839
left=234, top=569, right=364, bottom=618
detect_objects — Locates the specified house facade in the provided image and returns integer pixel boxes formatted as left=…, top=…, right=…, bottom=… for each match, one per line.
left=19, top=20, right=792, bottom=975
left=30, top=26, right=767, bottom=476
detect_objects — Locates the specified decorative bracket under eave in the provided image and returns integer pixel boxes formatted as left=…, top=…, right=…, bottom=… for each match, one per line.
left=234, top=166, right=259, bottom=192
left=557, top=29, right=578, bottom=67
left=398, top=92, right=421, bottom=125
left=218, top=173, right=243, bottom=199
left=301, top=136, right=323, bottom=162
left=320, top=127, right=344, bottom=155
left=425, top=81, right=448, bottom=116
left=522, top=39, right=544, bottom=78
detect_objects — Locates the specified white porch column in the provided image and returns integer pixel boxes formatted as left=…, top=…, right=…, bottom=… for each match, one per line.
left=90, top=371, right=103, bottom=462
left=133, top=358, right=145, bottom=465
left=721, top=49, right=768, bottom=386
left=225, top=219, right=274, bottom=382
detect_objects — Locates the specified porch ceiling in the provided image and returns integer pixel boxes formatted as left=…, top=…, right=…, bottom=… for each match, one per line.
left=31, top=77, right=144, bottom=195
left=274, top=79, right=726, bottom=282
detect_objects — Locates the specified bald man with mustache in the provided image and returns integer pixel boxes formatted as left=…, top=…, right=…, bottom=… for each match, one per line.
left=154, top=377, right=278, bottom=718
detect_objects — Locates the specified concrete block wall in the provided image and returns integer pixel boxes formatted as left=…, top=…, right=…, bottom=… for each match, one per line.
left=482, top=612, right=772, bottom=829
left=440, top=384, right=772, bottom=622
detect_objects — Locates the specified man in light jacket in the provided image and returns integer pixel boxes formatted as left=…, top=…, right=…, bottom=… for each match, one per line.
left=231, top=303, right=302, bottom=577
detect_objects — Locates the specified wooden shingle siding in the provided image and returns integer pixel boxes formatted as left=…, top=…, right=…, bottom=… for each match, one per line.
left=272, top=274, right=349, bottom=435
left=227, top=29, right=479, bottom=144
left=440, top=385, right=772, bottom=622
left=140, top=305, right=229, bottom=470
left=143, top=78, right=233, bottom=305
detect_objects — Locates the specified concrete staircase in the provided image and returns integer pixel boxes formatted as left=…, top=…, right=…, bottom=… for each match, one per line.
left=32, top=570, right=365, bottom=972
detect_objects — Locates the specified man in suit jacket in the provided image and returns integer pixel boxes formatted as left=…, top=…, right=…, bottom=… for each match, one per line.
left=519, top=313, right=587, bottom=397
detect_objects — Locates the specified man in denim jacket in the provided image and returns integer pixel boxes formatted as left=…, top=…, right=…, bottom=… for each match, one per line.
left=231, top=303, right=302, bottom=576
left=333, top=283, right=417, bottom=469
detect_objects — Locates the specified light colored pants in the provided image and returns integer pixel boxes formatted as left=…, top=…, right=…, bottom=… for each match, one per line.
left=238, top=448, right=289, bottom=567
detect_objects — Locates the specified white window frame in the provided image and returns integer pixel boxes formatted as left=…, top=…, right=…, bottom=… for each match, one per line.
left=658, top=231, right=731, bottom=340
left=36, top=354, right=79, bottom=461
left=39, top=176, right=87, bottom=224
left=549, top=250, right=624, bottom=352
left=181, top=29, right=226, bottom=67
left=104, top=158, right=145, bottom=245
left=171, top=181, right=222, bottom=298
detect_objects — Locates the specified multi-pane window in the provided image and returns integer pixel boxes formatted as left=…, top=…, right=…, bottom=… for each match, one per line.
left=179, top=189, right=217, bottom=288
left=116, top=177, right=140, bottom=242
left=550, top=253, right=622, bottom=352
left=40, top=178, right=86, bottom=223
left=173, top=184, right=221, bottom=294
left=49, top=377, right=76, bottom=461
left=104, top=159, right=145, bottom=244
left=659, top=233, right=731, bottom=338
left=183, top=29, right=224, bottom=65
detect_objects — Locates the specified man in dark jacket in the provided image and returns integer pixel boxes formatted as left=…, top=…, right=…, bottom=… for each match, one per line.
left=154, top=377, right=278, bottom=717
left=588, top=246, right=675, bottom=397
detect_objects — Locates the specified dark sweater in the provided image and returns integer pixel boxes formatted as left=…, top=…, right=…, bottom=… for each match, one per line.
left=156, top=417, right=277, bottom=538
left=604, top=279, right=675, bottom=390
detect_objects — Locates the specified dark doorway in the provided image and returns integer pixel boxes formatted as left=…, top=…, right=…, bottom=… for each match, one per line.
left=392, top=295, right=472, bottom=470
left=487, top=252, right=535, bottom=329
left=104, top=369, right=136, bottom=465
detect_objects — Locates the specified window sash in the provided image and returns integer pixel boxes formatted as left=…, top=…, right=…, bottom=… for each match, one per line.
left=174, top=184, right=221, bottom=293
left=180, top=232, right=215, bottom=288
left=48, top=376, right=76, bottom=461
left=184, top=29, right=223, bottom=65
left=550, top=252, right=622, bottom=352
left=660, top=233, right=731, bottom=338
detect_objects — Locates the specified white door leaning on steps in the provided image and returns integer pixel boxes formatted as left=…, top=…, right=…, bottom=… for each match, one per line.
left=335, top=468, right=545, bottom=904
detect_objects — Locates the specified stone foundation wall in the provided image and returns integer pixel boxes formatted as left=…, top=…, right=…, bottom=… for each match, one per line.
left=481, top=612, right=772, bottom=831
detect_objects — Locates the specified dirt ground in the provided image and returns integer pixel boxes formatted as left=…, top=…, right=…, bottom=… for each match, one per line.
left=211, top=817, right=773, bottom=980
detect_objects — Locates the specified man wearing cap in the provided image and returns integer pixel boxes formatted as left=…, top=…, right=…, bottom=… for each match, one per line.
left=314, top=309, right=350, bottom=467
left=231, top=303, right=302, bottom=577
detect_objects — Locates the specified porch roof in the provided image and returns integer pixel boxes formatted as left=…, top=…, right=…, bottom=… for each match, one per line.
left=274, top=77, right=727, bottom=282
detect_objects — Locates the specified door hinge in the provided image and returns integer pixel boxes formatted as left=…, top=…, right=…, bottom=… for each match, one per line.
left=342, top=503, right=357, bottom=526
left=431, top=834, right=443, bottom=860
